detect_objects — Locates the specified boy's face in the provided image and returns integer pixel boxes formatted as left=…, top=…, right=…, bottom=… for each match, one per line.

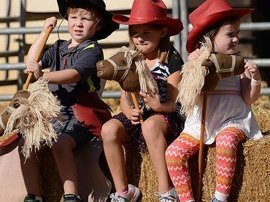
left=67, top=7, right=100, bottom=45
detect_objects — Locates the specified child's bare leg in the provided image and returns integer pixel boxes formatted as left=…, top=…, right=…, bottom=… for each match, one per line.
left=101, top=119, right=129, bottom=192
left=141, top=115, right=171, bottom=193
left=19, top=140, right=42, bottom=196
left=52, top=134, right=78, bottom=194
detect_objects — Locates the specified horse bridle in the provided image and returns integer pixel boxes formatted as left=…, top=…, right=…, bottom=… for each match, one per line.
left=106, top=50, right=135, bottom=83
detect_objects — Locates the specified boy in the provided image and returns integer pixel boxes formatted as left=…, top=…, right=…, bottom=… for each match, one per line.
left=23, top=0, right=118, bottom=201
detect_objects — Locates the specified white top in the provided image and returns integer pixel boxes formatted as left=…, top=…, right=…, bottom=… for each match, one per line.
left=183, top=76, right=263, bottom=145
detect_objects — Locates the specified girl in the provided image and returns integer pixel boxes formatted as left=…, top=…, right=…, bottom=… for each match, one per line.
left=165, top=0, right=262, bottom=202
left=101, top=0, right=185, bottom=201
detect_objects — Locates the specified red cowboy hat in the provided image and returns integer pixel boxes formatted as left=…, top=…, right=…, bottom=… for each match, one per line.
left=112, top=0, right=183, bottom=36
left=186, top=0, right=253, bottom=52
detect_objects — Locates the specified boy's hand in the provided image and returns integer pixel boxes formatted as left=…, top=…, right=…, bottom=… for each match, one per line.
left=26, top=60, right=43, bottom=79
left=43, top=17, right=57, bottom=31
left=244, top=60, right=261, bottom=81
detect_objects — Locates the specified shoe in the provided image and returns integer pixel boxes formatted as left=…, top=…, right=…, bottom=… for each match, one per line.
left=211, top=197, right=224, bottom=202
left=110, top=184, right=141, bottom=202
left=24, top=194, right=44, bottom=202
left=63, top=194, right=82, bottom=202
left=158, top=188, right=179, bottom=202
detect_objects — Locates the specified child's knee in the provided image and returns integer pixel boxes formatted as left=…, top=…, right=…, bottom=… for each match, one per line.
left=142, top=117, right=166, bottom=136
left=101, top=119, right=125, bottom=142
left=165, top=143, right=186, bottom=165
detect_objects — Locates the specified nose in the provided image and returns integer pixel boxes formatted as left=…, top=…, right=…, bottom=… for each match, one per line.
left=75, top=19, right=83, bottom=27
left=232, top=36, right=239, bottom=43
left=137, top=35, right=144, bottom=43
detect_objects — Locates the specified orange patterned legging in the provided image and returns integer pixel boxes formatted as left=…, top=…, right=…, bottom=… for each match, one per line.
left=165, top=128, right=245, bottom=202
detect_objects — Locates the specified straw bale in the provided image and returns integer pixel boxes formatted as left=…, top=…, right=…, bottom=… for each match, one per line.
left=125, top=136, right=270, bottom=202
left=201, top=136, right=270, bottom=202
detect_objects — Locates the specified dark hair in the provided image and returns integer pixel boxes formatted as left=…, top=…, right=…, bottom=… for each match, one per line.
left=197, top=15, right=240, bottom=49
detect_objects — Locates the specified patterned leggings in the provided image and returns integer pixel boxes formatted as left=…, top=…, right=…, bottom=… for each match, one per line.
left=165, top=127, right=245, bottom=202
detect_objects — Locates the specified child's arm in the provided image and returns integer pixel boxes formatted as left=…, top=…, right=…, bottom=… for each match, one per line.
left=26, top=17, right=57, bottom=65
left=240, top=60, right=261, bottom=105
left=26, top=17, right=57, bottom=79
left=140, top=70, right=181, bottom=113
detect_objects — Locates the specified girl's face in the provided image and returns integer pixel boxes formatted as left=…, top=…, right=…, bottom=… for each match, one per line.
left=67, top=8, right=100, bottom=46
left=130, top=24, right=167, bottom=58
left=213, top=19, right=240, bottom=54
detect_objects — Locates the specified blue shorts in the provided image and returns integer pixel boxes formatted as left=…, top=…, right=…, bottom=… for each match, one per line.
left=52, top=117, right=94, bottom=147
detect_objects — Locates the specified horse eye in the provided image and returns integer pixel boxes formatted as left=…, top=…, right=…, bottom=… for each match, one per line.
left=120, top=59, right=126, bottom=66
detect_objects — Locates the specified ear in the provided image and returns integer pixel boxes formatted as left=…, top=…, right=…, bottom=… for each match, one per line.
left=161, top=27, right=168, bottom=38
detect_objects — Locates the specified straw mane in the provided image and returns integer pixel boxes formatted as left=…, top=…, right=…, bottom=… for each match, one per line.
left=3, top=79, right=61, bottom=158
left=177, top=37, right=212, bottom=116
left=97, top=46, right=158, bottom=94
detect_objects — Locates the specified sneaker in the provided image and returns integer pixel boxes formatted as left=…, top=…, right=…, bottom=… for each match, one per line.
left=24, top=194, right=44, bottom=202
left=63, top=194, right=82, bottom=202
left=211, top=198, right=224, bottom=202
left=110, top=184, right=141, bottom=202
left=158, top=188, right=179, bottom=202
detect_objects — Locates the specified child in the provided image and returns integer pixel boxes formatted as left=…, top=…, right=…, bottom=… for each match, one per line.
left=100, top=0, right=185, bottom=201
left=165, top=0, right=263, bottom=202
left=23, top=0, right=118, bottom=201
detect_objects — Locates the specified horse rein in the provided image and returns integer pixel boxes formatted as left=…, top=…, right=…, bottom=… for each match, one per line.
left=210, top=53, right=236, bottom=79
left=107, top=50, right=134, bottom=83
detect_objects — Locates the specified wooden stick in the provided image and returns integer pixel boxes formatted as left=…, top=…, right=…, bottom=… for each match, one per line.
left=198, top=93, right=207, bottom=201
left=131, top=92, right=143, bottom=124
left=23, top=26, right=53, bottom=90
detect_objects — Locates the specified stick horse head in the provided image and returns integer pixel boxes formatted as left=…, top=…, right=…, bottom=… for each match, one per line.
left=178, top=38, right=245, bottom=116
left=96, top=46, right=158, bottom=94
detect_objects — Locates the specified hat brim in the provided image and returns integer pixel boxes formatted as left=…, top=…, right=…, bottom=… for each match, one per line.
left=57, top=0, right=119, bottom=40
left=187, top=8, right=253, bottom=52
left=113, top=15, right=183, bottom=36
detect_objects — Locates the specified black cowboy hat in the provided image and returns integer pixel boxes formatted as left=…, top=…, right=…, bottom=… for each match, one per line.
left=57, top=0, right=119, bottom=40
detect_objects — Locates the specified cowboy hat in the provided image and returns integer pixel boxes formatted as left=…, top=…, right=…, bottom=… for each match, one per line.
left=57, top=0, right=119, bottom=40
left=112, top=0, right=183, bottom=36
left=186, top=0, right=253, bottom=52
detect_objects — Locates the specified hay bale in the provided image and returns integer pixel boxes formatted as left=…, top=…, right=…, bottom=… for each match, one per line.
left=202, top=136, right=270, bottom=202
left=127, top=136, right=270, bottom=202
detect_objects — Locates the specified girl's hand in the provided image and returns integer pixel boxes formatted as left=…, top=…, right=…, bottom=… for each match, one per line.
left=129, top=108, right=142, bottom=125
left=188, top=48, right=201, bottom=61
left=244, top=60, right=261, bottom=81
left=26, top=60, right=43, bottom=79
left=140, top=91, right=161, bottom=112
left=43, top=17, right=57, bottom=31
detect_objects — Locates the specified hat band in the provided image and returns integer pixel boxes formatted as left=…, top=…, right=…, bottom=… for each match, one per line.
left=129, top=16, right=168, bottom=23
